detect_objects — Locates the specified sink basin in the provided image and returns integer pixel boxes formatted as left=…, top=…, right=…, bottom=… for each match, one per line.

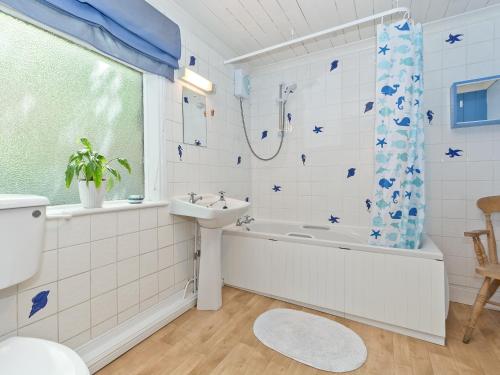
left=169, top=194, right=250, bottom=228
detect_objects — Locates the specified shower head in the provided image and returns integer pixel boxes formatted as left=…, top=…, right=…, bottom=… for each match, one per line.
left=281, top=83, right=297, bottom=102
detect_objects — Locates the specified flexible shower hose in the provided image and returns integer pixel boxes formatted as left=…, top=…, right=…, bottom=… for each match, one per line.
left=239, top=97, right=284, bottom=161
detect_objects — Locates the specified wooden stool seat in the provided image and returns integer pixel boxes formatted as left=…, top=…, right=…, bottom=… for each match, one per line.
left=462, top=195, right=500, bottom=344
left=476, top=264, right=500, bottom=279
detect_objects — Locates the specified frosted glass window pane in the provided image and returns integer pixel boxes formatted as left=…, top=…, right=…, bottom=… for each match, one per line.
left=0, top=12, right=144, bottom=205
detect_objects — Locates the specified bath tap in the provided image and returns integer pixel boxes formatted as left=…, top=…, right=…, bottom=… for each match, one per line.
left=236, top=215, right=254, bottom=227
left=187, top=192, right=202, bottom=204
left=208, top=191, right=228, bottom=208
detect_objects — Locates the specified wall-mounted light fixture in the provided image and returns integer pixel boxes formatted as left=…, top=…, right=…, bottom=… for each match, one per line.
left=177, top=67, right=214, bottom=94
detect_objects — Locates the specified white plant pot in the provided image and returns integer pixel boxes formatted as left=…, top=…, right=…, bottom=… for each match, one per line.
left=78, top=180, right=107, bottom=208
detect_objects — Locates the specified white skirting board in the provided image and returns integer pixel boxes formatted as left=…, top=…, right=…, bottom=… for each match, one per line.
left=77, top=291, right=197, bottom=374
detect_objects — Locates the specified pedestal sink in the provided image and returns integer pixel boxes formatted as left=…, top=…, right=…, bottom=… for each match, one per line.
left=169, top=192, right=250, bottom=310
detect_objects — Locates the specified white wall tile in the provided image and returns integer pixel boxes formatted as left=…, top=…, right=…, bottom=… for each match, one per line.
left=58, top=272, right=90, bottom=311
left=140, top=251, right=158, bottom=277
left=139, top=274, right=158, bottom=302
left=0, top=286, right=18, bottom=336
left=118, top=304, right=139, bottom=324
left=117, top=210, right=140, bottom=235
left=91, top=213, right=118, bottom=241
left=91, top=290, right=117, bottom=325
left=19, top=250, right=57, bottom=291
left=140, top=208, right=158, bottom=230
left=58, top=243, right=90, bottom=279
left=117, top=232, right=140, bottom=260
left=117, top=281, right=139, bottom=313
left=58, top=216, right=90, bottom=248
left=158, top=246, right=174, bottom=270
left=18, top=314, right=58, bottom=342
left=17, top=283, right=57, bottom=328
left=139, top=229, right=158, bottom=254
left=91, top=264, right=117, bottom=297
left=91, top=315, right=117, bottom=338
left=58, top=301, right=90, bottom=342
left=91, top=237, right=117, bottom=269
left=158, top=225, right=174, bottom=248
left=117, top=256, right=140, bottom=286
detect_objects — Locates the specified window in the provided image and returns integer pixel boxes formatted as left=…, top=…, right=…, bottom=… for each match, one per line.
left=0, top=12, right=144, bottom=205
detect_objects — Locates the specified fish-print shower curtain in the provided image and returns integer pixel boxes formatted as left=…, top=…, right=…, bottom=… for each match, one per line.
left=369, top=20, right=425, bottom=249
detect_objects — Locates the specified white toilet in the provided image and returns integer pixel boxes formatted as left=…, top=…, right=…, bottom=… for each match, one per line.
left=0, top=194, right=89, bottom=375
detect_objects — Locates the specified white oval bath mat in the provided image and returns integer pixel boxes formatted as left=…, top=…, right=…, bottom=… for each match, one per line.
left=253, top=308, right=367, bottom=372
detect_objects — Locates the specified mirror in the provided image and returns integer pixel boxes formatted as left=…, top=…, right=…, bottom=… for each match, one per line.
left=182, top=87, right=207, bottom=146
left=451, top=75, right=500, bottom=128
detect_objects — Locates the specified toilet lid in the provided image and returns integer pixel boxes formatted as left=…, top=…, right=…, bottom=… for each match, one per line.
left=0, top=337, right=89, bottom=375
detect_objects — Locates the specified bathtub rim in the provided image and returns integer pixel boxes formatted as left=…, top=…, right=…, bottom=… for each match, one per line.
left=223, top=219, right=443, bottom=261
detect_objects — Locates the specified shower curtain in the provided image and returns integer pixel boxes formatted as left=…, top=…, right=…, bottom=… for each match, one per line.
left=369, top=20, right=425, bottom=249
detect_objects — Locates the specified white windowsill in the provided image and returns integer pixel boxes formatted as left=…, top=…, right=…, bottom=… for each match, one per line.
left=46, top=200, right=169, bottom=220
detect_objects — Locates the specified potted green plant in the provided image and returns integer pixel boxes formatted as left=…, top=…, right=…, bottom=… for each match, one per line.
left=65, top=138, right=131, bottom=208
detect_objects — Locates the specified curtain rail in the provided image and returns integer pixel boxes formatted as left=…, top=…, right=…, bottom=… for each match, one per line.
left=224, top=7, right=410, bottom=64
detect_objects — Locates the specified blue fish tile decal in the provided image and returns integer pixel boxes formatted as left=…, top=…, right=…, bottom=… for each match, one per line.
left=395, top=22, right=410, bottom=31
left=329, top=215, right=340, bottom=224
left=301, top=153, right=306, bottom=166
left=178, top=145, right=183, bottom=160
left=189, top=55, right=196, bottom=66
left=237, top=156, right=241, bottom=165
left=194, top=140, right=201, bottom=146
left=381, top=84, right=400, bottom=96
left=29, top=290, right=49, bottom=318
left=313, top=126, right=323, bottom=134
left=261, top=130, right=268, bottom=139
left=426, top=110, right=434, bottom=124
left=183, top=96, right=189, bottom=104
left=364, top=101, right=374, bottom=113
left=370, top=230, right=381, bottom=239
left=365, top=199, right=372, bottom=211
left=378, top=45, right=390, bottom=55
left=379, top=178, right=396, bottom=189
left=287, top=113, right=292, bottom=122
left=347, top=168, right=356, bottom=178
left=330, top=59, right=339, bottom=71
left=446, top=33, right=463, bottom=44
left=445, top=148, right=463, bottom=158
left=376, top=138, right=387, bottom=148
left=272, top=185, right=282, bottom=192
left=393, top=117, right=411, bottom=126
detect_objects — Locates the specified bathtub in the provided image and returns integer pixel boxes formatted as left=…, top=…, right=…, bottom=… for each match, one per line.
left=222, top=220, right=447, bottom=345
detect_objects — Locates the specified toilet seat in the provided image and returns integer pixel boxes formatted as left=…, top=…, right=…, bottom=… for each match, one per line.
left=0, top=337, right=89, bottom=375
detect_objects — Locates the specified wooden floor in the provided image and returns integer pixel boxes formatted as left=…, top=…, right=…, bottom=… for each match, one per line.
left=97, top=287, right=500, bottom=375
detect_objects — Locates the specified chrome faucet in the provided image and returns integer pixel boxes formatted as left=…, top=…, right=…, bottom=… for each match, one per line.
left=187, top=192, right=202, bottom=204
left=208, top=191, right=227, bottom=208
left=236, top=215, right=254, bottom=227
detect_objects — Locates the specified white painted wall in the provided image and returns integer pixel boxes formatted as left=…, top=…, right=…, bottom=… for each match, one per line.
left=246, top=5, right=500, bottom=307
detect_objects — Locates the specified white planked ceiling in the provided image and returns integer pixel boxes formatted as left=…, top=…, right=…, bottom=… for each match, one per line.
left=173, top=0, right=500, bottom=65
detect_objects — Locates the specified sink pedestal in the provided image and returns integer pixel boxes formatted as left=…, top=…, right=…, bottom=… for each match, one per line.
left=197, top=227, right=222, bottom=310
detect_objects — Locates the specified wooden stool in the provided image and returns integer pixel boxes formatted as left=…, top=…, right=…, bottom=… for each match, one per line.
left=463, top=196, right=500, bottom=343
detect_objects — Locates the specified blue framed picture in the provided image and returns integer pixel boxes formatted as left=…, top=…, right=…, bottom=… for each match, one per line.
left=450, top=75, right=500, bottom=129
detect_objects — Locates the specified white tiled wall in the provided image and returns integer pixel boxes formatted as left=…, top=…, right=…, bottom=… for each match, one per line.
left=0, top=206, right=194, bottom=346
left=247, top=6, right=500, bottom=306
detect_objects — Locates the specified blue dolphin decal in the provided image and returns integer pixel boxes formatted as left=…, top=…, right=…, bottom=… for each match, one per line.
left=365, top=199, right=372, bottom=211
left=347, top=168, right=356, bottom=178
left=393, top=117, right=411, bottom=126
left=445, top=148, right=463, bottom=158
left=379, top=178, right=396, bottom=189
left=29, top=290, right=50, bottom=318
left=381, top=84, right=400, bottom=96
left=329, top=215, right=340, bottom=224
left=446, top=34, right=463, bottom=44
left=364, top=101, right=374, bottom=113
left=272, top=185, right=282, bottom=192
left=261, top=130, right=268, bottom=139
left=330, top=59, right=339, bottom=71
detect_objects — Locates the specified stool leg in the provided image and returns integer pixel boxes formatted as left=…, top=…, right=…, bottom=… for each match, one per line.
left=463, top=278, right=491, bottom=343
